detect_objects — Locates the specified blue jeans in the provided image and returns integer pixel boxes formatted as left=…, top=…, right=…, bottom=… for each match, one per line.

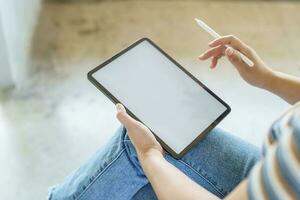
left=48, top=127, right=260, bottom=200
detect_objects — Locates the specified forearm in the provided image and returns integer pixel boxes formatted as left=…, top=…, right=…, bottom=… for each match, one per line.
left=140, top=152, right=218, bottom=200
left=265, top=71, right=300, bottom=104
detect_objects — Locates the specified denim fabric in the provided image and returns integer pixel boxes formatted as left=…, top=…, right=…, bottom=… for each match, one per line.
left=48, top=126, right=260, bottom=200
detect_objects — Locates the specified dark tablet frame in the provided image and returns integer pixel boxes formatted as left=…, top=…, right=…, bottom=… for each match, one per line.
left=87, top=38, right=231, bottom=159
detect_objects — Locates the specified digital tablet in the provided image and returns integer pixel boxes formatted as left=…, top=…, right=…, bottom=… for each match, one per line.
left=88, top=38, right=230, bottom=159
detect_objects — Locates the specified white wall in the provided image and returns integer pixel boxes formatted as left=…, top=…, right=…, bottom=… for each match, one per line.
left=0, top=15, right=13, bottom=87
left=0, top=0, right=41, bottom=88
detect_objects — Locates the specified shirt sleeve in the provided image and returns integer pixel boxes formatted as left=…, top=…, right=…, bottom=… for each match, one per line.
left=247, top=107, right=300, bottom=200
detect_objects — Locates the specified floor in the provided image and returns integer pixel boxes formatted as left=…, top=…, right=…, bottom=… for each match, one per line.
left=1, top=1, right=299, bottom=199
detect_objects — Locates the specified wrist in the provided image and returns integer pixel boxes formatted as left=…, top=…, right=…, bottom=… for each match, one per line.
left=139, top=150, right=166, bottom=177
left=261, top=68, right=278, bottom=91
left=139, top=149, right=165, bottom=164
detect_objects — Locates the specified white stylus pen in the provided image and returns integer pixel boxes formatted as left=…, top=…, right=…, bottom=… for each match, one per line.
left=194, top=18, right=254, bottom=67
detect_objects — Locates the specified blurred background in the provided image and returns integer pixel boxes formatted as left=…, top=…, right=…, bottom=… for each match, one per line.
left=0, top=0, right=299, bottom=199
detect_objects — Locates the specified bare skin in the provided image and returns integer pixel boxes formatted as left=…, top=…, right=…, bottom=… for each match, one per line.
left=116, top=35, right=300, bottom=200
left=198, top=35, right=300, bottom=104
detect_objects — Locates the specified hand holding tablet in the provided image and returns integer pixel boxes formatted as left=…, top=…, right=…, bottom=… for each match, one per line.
left=116, top=103, right=164, bottom=159
left=88, top=38, right=230, bottom=159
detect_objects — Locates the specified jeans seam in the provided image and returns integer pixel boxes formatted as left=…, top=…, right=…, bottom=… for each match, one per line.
left=177, top=159, right=225, bottom=198
left=75, top=148, right=126, bottom=200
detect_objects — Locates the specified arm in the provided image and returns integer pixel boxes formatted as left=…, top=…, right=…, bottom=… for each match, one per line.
left=142, top=153, right=218, bottom=200
left=114, top=36, right=299, bottom=199
left=116, top=104, right=219, bottom=200
left=266, top=71, right=300, bottom=104
left=143, top=153, right=252, bottom=200
left=116, top=104, right=249, bottom=200
left=198, top=35, right=300, bottom=104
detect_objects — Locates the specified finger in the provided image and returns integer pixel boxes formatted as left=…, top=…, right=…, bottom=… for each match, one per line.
left=208, top=35, right=250, bottom=55
left=225, top=47, right=248, bottom=70
left=198, top=45, right=225, bottom=60
left=116, top=104, right=158, bottom=154
left=116, top=103, right=138, bottom=130
left=210, top=55, right=221, bottom=69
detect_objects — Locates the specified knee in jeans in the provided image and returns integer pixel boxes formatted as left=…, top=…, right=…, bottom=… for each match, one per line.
left=48, top=126, right=130, bottom=200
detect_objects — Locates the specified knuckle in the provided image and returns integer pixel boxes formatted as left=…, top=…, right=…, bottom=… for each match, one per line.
left=244, top=48, right=252, bottom=56
left=126, top=123, right=135, bottom=130
left=241, top=45, right=254, bottom=57
left=116, top=112, right=123, bottom=119
left=228, top=35, right=236, bottom=40
left=136, top=121, right=145, bottom=129
left=126, top=121, right=136, bottom=129
left=245, top=45, right=254, bottom=54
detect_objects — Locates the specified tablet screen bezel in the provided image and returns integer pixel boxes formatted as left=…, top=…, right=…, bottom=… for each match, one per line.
left=87, top=38, right=231, bottom=159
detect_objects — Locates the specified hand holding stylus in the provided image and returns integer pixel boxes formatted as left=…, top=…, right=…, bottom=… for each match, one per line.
left=198, top=35, right=275, bottom=89
left=195, top=18, right=254, bottom=67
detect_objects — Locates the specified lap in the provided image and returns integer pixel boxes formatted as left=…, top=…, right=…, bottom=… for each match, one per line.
left=48, top=126, right=260, bottom=200
left=178, top=128, right=260, bottom=196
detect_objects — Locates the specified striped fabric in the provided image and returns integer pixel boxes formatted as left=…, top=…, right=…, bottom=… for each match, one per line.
left=248, top=103, right=300, bottom=200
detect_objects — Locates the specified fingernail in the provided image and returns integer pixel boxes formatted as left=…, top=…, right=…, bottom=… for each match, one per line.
left=116, top=103, right=122, bottom=111
left=225, top=47, right=234, bottom=56
left=198, top=54, right=204, bottom=59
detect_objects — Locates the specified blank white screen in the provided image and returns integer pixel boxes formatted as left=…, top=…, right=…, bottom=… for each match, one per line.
left=93, top=40, right=227, bottom=154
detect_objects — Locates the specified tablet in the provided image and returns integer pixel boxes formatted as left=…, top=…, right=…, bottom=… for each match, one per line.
left=88, top=38, right=230, bottom=159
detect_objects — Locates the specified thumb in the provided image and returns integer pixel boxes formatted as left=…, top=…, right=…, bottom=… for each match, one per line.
left=116, top=103, right=137, bottom=130
left=225, top=47, right=247, bottom=70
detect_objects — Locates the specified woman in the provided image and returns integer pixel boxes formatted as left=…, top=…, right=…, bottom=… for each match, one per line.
left=48, top=35, right=300, bottom=200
